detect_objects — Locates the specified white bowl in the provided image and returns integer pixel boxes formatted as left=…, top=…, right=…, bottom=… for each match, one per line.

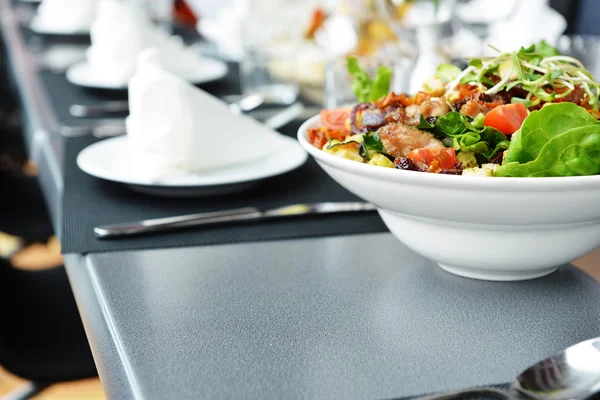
left=298, top=115, right=600, bottom=281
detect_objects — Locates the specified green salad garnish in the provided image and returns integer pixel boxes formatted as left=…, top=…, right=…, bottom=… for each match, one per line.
left=417, top=113, right=510, bottom=161
left=443, top=41, right=600, bottom=110
left=496, top=103, right=600, bottom=177
left=347, top=57, right=393, bottom=103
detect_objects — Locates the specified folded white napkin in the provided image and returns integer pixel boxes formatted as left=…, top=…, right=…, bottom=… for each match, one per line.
left=126, top=49, right=287, bottom=181
left=86, top=0, right=151, bottom=85
left=32, top=0, right=98, bottom=33
left=87, top=0, right=205, bottom=86
left=195, top=0, right=248, bottom=61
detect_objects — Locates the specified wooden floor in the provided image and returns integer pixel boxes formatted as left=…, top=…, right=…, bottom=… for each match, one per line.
left=0, top=236, right=599, bottom=399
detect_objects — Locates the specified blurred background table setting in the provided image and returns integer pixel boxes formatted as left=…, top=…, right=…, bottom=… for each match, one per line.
left=2, top=0, right=600, bottom=399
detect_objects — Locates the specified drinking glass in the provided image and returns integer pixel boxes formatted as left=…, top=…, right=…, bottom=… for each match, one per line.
left=375, top=0, right=456, bottom=50
left=453, top=0, right=519, bottom=56
left=239, top=5, right=302, bottom=105
left=130, top=0, right=174, bottom=32
left=239, top=46, right=300, bottom=105
left=324, top=54, right=416, bottom=109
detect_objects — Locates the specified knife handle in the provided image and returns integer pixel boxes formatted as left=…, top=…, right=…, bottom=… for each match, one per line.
left=94, top=207, right=261, bottom=239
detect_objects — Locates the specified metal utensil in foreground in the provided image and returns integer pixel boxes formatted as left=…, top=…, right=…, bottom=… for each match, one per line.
left=263, top=102, right=305, bottom=130
left=62, top=101, right=308, bottom=138
left=70, top=101, right=129, bottom=117
left=60, top=120, right=126, bottom=138
left=413, top=337, right=600, bottom=400
left=69, top=94, right=265, bottom=118
left=228, top=93, right=265, bottom=114
left=94, top=202, right=377, bottom=239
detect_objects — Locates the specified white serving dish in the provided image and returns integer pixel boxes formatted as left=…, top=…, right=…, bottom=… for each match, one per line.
left=298, top=114, right=600, bottom=281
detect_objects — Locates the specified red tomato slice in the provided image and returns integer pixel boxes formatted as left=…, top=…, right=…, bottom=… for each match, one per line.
left=483, top=103, right=528, bottom=135
left=408, top=148, right=457, bottom=171
left=308, top=128, right=327, bottom=149
left=320, top=108, right=351, bottom=132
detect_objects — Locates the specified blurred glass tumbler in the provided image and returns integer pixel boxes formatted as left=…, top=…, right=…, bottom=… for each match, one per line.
left=131, top=0, right=174, bottom=31
left=324, top=55, right=415, bottom=109
left=240, top=46, right=300, bottom=106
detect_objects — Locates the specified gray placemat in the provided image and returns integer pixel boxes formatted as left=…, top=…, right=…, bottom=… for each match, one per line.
left=60, top=120, right=388, bottom=254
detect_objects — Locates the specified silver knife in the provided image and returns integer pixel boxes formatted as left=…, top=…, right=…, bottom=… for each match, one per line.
left=62, top=102, right=312, bottom=138
left=70, top=101, right=130, bottom=117
left=94, top=202, right=377, bottom=239
left=70, top=94, right=265, bottom=118
left=60, top=119, right=126, bottom=137
left=264, top=102, right=305, bottom=130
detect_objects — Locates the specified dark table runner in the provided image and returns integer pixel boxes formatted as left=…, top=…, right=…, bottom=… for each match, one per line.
left=19, top=10, right=389, bottom=253
left=61, top=120, right=388, bottom=253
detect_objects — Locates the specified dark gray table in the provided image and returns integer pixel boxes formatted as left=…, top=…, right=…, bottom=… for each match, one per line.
left=65, top=237, right=600, bottom=400
left=2, top=0, right=600, bottom=398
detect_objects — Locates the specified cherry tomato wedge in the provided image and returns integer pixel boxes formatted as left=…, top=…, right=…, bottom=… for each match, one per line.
left=483, top=103, right=528, bottom=135
left=320, top=108, right=351, bottom=132
left=308, top=128, right=328, bottom=149
left=408, top=148, right=457, bottom=171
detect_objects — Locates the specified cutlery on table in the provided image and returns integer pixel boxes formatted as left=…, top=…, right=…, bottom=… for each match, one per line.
left=61, top=101, right=311, bottom=138
left=94, top=202, right=377, bottom=239
left=70, top=101, right=129, bottom=117
left=228, top=93, right=265, bottom=114
left=69, top=93, right=269, bottom=118
left=263, top=102, right=305, bottom=130
left=59, top=119, right=126, bottom=138
left=413, top=337, right=600, bottom=400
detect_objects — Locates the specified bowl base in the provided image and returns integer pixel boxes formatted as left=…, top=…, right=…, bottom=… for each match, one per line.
left=437, top=263, right=560, bottom=281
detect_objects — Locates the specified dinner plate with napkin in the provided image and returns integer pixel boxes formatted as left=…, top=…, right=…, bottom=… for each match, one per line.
left=30, top=0, right=98, bottom=35
left=77, top=48, right=307, bottom=197
left=66, top=0, right=228, bottom=89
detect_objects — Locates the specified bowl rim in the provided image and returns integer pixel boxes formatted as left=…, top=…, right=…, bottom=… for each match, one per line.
left=297, top=114, right=600, bottom=192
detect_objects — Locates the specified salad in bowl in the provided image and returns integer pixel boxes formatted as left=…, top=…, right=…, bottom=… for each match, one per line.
left=307, top=41, right=600, bottom=178
left=298, top=41, right=600, bottom=281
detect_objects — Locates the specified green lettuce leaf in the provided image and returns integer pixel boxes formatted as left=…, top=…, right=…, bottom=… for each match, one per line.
left=504, top=103, right=597, bottom=164
left=347, top=57, right=392, bottom=103
left=370, top=66, right=393, bottom=102
left=496, top=103, right=600, bottom=177
left=495, top=126, right=600, bottom=177
left=436, top=64, right=462, bottom=82
left=360, top=132, right=385, bottom=160
left=347, top=57, right=372, bottom=103
left=419, top=112, right=509, bottom=160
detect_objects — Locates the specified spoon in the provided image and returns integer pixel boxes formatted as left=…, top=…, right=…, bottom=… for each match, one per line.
left=413, top=337, right=600, bottom=400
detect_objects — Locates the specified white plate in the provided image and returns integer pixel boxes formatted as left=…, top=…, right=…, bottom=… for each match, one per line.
left=29, top=19, right=90, bottom=36
left=66, top=58, right=229, bottom=90
left=77, top=135, right=308, bottom=197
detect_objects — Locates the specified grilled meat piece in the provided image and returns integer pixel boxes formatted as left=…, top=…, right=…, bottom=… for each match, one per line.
left=404, top=98, right=450, bottom=125
left=378, top=123, right=445, bottom=159
left=383, top=107, right=406, bottom=124
left=350, top=103, right=387, bottom=134
left=460, top=100, right=490, bottom=118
